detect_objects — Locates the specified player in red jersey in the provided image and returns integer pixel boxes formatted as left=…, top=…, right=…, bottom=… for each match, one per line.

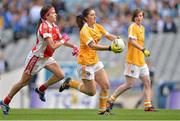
left=0, top=4, right=78, bottom=115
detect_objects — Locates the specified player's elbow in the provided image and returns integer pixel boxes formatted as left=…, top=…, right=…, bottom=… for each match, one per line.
left=87, top=42, right=97, bottom=50
left=49, top=45, right=57, bottom=50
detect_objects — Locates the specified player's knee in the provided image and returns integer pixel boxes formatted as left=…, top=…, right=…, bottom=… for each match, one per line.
left=56, top=73, right=65, bottom=80
left=100, top=83, right=110, bottom=91
left=125, top=83, right=133, bottom=89
left=87, top=90, right=96, bottom=96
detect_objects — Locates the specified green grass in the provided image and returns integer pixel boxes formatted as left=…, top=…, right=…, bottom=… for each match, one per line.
left=0, top=109, right=180, bottom=120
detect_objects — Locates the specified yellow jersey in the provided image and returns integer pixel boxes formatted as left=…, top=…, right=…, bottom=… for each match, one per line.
left=77, top=23, right=107, bottom=65
left=126, top=22, right=145, bottom=66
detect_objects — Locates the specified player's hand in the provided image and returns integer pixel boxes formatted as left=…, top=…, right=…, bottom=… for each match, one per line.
left=60, top=33, right=70, bottom=43
left=142, top=48, right=150, bottom=57
left=72, top=46, right=79, bottom=57
left=109, top=43, right=123, bottom=54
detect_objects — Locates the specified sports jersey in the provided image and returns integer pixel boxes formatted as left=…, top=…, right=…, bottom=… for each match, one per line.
left=77, top=23, right=107, bottom=65
left=126, top=22, right=145, bottom=66
left=32, top=21, right=61, bottom=58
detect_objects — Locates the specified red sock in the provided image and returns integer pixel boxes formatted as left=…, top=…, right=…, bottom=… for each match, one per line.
left=3, top=96, right=12, bottom=105
left=39, top=84, right=47, bottom=92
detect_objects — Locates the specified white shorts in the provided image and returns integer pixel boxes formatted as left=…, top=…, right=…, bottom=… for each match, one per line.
left=124, top=63, right=149, bottom=78
left=24, top=51, right=56, bottom=75
left=77, top=61, right=104, bottom=80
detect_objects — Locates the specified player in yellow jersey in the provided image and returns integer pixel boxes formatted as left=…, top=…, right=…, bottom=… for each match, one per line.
left=59, top=8, right=123, bottom=115
left=107, top=8, right=157, bottom=112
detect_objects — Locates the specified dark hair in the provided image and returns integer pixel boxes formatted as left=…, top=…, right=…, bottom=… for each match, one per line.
left=76, top=8, right=93, bottom=31
left=36, top=4, right=54, bottom=33
left=132, top=8, right=144, bottom=22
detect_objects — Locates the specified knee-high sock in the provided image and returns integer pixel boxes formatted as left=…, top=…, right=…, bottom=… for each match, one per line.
left=39, top=84, right=48, bottom=92
left=144, top=100, right=152, bottom=108
left=3, top=96, right=12, bottom=105
left=99, top=91, right=108, bottom=112
left=69, top=80, right=83, bottom=92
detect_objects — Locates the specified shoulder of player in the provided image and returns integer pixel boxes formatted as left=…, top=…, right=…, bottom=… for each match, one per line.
left=80, top=24, right=89, bottom=34
left=40, top=22, right=49, bottom=30
left=129, top=22, right=136, bottom=29
left=129, top=22, right=144, bottom=31
left=41, top=21, right=58, bottom=29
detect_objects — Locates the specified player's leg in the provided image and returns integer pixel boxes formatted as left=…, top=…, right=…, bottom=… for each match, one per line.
left=107, top=76, right=136, bottom=110
left=59, top=78, right=97, bottom=96
left=107, top=63, right=138, bottom=111
left=139, top=64, right=156, bottom=111
left=59, top=64, right=97, bottom=96
left=35, top=62, right=64, bottom=102
left=140, top=75, right=156, bottom=111
left=95, top=68, right=110, bottom=114
left=45, top=62, right=65, bottom=86
left=0, top=72, right=32, bottom=115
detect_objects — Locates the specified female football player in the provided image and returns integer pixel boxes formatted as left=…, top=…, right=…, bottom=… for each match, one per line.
left=107, top=8, right=156, bottom=112
left=0, top=4, right=78, bottom=115
left=59, top=8, right=123, bottom=115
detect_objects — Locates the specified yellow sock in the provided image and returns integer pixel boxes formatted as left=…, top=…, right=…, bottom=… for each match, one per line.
left=144, top=100, right=152, bottom=108
left=99, top=91, right=108, bottom=112
left=69, top=80, right=83, bottom=91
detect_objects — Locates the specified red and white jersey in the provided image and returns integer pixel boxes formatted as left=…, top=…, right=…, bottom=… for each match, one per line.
left=32, top=20, right=61, bottom=58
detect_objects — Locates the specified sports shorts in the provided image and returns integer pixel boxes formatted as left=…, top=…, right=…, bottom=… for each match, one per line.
left=124, top=63, right=149, bottom=78
left=24, top=51, right=56, bottom=75
left=77, top=61, right=104, bottom=80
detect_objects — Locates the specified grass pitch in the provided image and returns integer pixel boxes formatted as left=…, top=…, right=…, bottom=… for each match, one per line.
left=0, top=109, right=180, bottom=120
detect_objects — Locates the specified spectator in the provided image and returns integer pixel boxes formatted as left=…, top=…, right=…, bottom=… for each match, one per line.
left=163, top=15, right=177, bottom=33
left=1, top=2, right=12, bottom=29
left=0, top=50, right=9, bottom=74
left=29, top=0, right=44, bottom=33
left=151, top=10, right=164, bottom=33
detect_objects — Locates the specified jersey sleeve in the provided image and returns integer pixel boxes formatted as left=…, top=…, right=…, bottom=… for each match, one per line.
left=128, top=24, right=137, bottom=40
left=39, top=23, right=52, bottom=40
left=81, top=26, right=94, bottom=45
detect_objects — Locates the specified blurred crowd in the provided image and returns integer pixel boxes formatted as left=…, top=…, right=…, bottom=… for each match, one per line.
left=0, top=0, right=179, bottom=73
left=0, top=0, right=179, bottom=43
